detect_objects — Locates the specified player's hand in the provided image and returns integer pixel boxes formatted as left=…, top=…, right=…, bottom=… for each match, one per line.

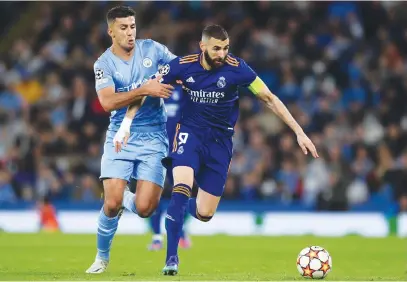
left=113, top=126, right=130, bottom=153
left=296, top=132, right=319, bottom=158
left=176, top=79, right=187, bottom=90
left=142, top=75, right=173, bottom=99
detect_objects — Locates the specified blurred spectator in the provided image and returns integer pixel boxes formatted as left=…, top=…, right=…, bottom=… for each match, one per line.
left=0, top=170, right=16, bottom=203
left=38, top=197, right=59, bottom=232
left=0, top=2, right=406, bottom=214
left=76, top=174, right=100, bottom=202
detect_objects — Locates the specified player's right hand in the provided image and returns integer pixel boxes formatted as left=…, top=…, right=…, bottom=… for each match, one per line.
left=113, top=126, right=130, bottom=153
left=296, top=132, right=319, bottom=158
left=142, top=75, right=173, bottom=98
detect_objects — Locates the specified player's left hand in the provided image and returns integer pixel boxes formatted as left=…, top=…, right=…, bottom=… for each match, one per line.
left=296, top=132, right=319, bottom=158
left=113, top=126, right=130, bottom=153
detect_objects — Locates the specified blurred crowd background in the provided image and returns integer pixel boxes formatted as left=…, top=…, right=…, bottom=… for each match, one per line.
left=0, top=1, right=406, bottom=213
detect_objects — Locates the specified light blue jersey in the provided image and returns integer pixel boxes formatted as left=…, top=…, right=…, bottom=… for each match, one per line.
left=94, top=39, right=176, bottom=187
left=94, top=39, right=176, bottom=131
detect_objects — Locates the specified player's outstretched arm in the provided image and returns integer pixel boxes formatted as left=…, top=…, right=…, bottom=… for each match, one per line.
left=248, top=77, right=319, bottom=158
left=113, top=75, right=169, bottom=152
left=112, top=94, right=144, bottom=153
left=98, top=76, right=173, bottom=112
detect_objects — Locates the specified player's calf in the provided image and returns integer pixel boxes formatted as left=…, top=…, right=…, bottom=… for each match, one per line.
left=165, top=183, right=192, bottom=252
left=86, top=178, right=128, bottom=273
left=164, top=166, right=194, bottom=265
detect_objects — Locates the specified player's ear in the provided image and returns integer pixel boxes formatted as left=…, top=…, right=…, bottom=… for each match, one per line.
left=107, top=25, right=114, bottom=38
left=199, top=41, right=205, bottom=52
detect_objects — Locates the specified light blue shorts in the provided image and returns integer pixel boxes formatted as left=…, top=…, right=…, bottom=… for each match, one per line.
left=100, top=123, right=169, bottom=188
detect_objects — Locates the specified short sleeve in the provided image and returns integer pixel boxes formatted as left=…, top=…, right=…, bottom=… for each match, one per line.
left=237, top=59, right=257, bottom=87
left=154, top=41, right=177, bottom=65
left=93, top=59, right=115, bottom=92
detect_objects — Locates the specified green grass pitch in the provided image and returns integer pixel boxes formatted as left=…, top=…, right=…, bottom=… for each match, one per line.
left=0, top=233, right=405, bottom=280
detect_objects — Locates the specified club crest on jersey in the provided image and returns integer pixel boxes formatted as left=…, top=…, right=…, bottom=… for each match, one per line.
left=217, top=76, right=226, bottom=88
left=159, top=64, right=170, bottom=75
left=177, top=146, right=184, bottom=154
left=143, top=58, right=152, bottom=68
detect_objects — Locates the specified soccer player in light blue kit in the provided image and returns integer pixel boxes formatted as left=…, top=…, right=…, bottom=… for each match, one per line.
left=85, top=6, right=176, bottom=274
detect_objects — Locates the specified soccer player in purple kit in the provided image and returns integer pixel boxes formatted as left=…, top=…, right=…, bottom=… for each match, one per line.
left=115, top=24, right=319, bottom=275
left=147, top=84, right=192, bottom=251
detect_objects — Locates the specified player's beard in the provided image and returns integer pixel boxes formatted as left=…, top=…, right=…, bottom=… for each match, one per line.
left=204, top=51, right=226, bottom=69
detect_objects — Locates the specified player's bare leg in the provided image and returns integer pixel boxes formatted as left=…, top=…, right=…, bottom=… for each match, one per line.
left=86, top=178, right=127, bottom=274
left=135, top=180, right=162, bottom=218
left=163, top=166, right=194, bottom=275
left=121, top=179, right=162, bottom=217
left=190, top=188, right=221, bottom=221
left=87, top=179, right=162, bottom=274
left=103, top=179, right=128, bottom=216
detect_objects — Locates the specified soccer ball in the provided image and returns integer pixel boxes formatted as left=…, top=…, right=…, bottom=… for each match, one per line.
left=296, top=246, right=332, bottom=279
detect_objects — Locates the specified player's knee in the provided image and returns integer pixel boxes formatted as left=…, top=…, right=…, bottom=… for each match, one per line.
left=196, top=208, right=214, bottom=222
left=104, top=197, right=123, bottom=216
left=136, top=201, right=156, bottom=218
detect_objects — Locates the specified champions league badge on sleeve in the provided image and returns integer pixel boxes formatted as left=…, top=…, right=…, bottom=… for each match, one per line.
left=159, top=64, right=170, bottom=75
left=95, top=69, right=104, bottom=80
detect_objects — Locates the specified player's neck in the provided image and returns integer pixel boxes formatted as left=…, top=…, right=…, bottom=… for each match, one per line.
left=111, top=44, right=135, bottom=61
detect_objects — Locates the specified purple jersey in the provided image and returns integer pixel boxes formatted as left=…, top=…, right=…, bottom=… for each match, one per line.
left=161, top=53, right=258, bottom=196
left=164, top=85, right=187, bottom=148
left=160, top=53, right=257, bottom=135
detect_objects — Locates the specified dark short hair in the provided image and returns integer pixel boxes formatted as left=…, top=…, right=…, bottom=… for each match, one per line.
left=202, top=24, right=228, bottom=41
left=106, top=6, right=136, bottom=23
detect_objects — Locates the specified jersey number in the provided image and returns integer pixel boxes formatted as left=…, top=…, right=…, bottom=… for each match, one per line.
left=178, top=133, right=189, bottom=145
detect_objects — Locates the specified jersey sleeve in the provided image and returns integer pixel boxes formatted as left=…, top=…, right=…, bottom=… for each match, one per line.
left=237, top=59, right=258, bottom=87
left=93, top=59, right=115, bottom=92
left=158, top=57, right=182, bottom=84
left=154, top=41, right=177, bottom=65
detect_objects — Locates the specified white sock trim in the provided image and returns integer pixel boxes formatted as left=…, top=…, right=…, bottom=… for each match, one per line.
left=153, top=234, right=163, bottom=241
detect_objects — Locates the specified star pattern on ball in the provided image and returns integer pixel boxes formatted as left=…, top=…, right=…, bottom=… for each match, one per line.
left=302, top=265, right=314, bottom=278
left=308, top=250, right=319, bottom=259
left=297, top=246, right=331, bottom=279
left=320, top=261, right=331, bottom=273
